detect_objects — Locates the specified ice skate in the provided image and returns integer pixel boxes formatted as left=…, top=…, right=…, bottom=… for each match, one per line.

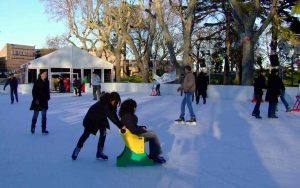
left=96, top=149, right=108, bottom=160
left=72, top=147, right=81, bottom=160
left=149, top=155, right=166, bottom=164
left=174, top=117, right=185, bottom=124
left=185, top=117, right=196, bottom=125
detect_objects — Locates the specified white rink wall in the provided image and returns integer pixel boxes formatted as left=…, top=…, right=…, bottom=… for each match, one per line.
left=1, top=83, right=299, bottom=103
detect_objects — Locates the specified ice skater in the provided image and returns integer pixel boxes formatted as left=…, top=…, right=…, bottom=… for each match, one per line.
left=30, top=71, right=50, bottom=134
left=252, top=70, right=267, bottom=119
left=175, top=65, right=196, bottom=124
left=195, top=69, right=209, bottom=104
left=266, top=69, right=281, bottom=118
left=277, top=76, right=291, bottom=112
left=71, top=92, right=125, bottom=160
left=90, top=71, right=101, bottom=100
left=3, top=73, right=19, bottom=104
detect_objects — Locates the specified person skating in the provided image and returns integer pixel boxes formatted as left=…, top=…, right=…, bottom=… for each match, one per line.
left=30, top=71, right=50, bottom=134
left=175, top=65, right=196, bottom=124
left=71, top=92, right=125, bottom=160
left=277, top=76, right=291, bottom=112
left=195, top=70, right=209, bottom=104
left=252, top=70, right=267, bottom=119
left=73, top=77, right=82, bottom=96
left=151, top=79, right=161, bottom=96
left=3, top=73, right=18, bottom=104
left=90, top=71, right=101, bottom=100
left=266, top=69, right=281, bottom=118
left=154, top=79, right=161, bottom=96
left=58, top=76, right=65, bottom=93
left=119, top=99, right=166, bottom=164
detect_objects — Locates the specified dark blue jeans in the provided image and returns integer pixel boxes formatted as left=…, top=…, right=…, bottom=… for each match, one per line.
left=180, top=92, right=195, bottom=119
left=268, top=102, right=277, bottom=117
left=253, top=93, right=262, bottom=116
left=279, top=90, right=290, bottom=110
left=31, top=110, right=47, bottom=129
left=10, top=88, right=18, bottom=103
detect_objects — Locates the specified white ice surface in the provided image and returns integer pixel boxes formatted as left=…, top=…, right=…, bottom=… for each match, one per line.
left=0, top=92, right=300, bottom=188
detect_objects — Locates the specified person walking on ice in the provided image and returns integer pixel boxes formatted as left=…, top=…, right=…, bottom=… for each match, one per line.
left=3, top=73, right=19, bottom=104
left=90, top=71, right=101, bottom=100
left=29, top=71, right=50, bottom=134
left=195, top=69, right=209, bottom=104
left=252, top=69, right=267, bottom=119
left=175, top=65, right=196, bottom=125
left=71, top=92, right=125, bottom=160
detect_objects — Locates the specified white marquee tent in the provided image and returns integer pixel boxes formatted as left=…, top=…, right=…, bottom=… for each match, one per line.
left=23, top=46, right=114, bottom=90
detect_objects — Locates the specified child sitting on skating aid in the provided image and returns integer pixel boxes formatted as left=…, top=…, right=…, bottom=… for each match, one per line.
left=119, top=99, right=166, bottom=164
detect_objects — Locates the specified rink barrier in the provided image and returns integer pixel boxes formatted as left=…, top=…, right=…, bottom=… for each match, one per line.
left=0, top=83, right=298, bottom=103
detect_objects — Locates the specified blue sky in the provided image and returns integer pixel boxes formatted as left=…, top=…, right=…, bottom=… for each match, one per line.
left=0, top=0, right=66, bottom=49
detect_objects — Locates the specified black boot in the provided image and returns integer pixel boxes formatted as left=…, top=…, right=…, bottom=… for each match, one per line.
left=149, top=155, right=166, bottom=164
left=42, top=122, right=49, bottom=135
left=96, top=148, right=108, bottom=160
left=31, top=120, right=36, bottom=134
left=72, top=147, right=81, bottom=160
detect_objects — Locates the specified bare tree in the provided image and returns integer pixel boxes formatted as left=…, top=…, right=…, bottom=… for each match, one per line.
left=45, top=34, right=68, bottom=49
left=153, top=0, right=180, bottom=69
left=229, top=0, right=277, bottom=85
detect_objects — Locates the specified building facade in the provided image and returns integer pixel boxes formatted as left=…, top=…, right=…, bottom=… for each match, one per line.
left=0, top=43, right=35, bottom=73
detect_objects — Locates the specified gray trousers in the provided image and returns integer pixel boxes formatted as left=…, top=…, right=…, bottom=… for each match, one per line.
left=139, top=131, right=162, bottom=157
left=92, top=85, right=101, bottom=100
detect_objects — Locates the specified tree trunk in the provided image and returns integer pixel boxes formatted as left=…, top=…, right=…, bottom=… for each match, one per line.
left=154, top=0, right=180, bottom=69
left=270, top=1, right=279, bottom=66
left=145, top=6, right=156, bottom=82
left=229, top=0, right=277, bottom=85
left=142, top=59, right=149, bottom=82
left=182, top=27, right=192, bottom=65
left=182, top=6, right=194, bottom=66
left=114, top=39, right=124, bottom=82
left=223, top=7, right=231, bottom=84
left=114, top=47, right=122, bottom=82
left=96, top=40, right=105, bottom=58
left=241, top=37, right=255, bottom=85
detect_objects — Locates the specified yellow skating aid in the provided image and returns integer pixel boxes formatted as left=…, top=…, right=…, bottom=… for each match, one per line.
left=116, top=128, right=154, bottom=167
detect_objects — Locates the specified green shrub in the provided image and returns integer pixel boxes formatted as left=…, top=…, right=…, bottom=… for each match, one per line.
left=120, top=74, right=143, bottom=83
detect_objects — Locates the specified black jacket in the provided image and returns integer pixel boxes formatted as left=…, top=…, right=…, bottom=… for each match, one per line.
left=30, top=78, right=50, bottom=111
left=266, top=74, right=281, bottom=103
left=278, top=78, right=285, bottom=91
left=196, top=72, right=208, bottom=93
left=73, top=78, right=82, bottom=88
left=120, top=113, right=147, bottom=135
left=253, top=75, right=266, bottom=95
left=83, top=101, right=123, bottom=135
left=4, top=77, right=18, bottom=90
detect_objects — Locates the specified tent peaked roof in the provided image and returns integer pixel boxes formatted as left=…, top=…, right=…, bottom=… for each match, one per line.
left=28, top=46, right=113, bottom=69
